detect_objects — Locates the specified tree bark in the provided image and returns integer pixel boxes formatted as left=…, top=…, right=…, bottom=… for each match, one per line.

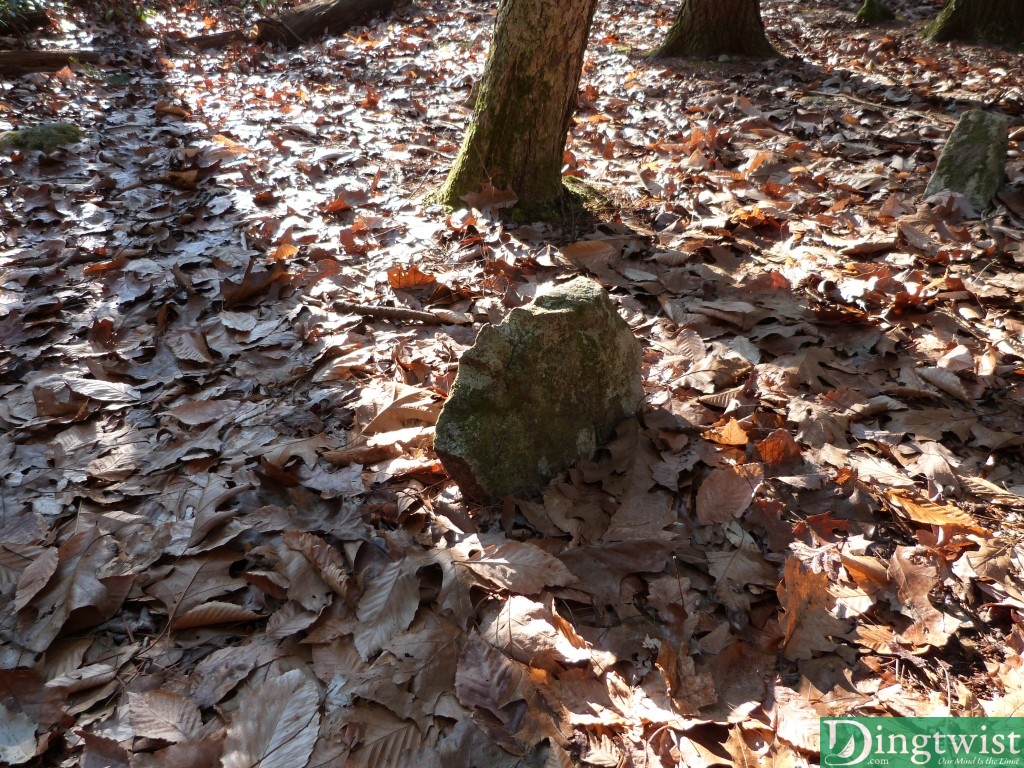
left=437, top=0, right=600, bottom=220
left=0, top=8, right=49, bottom=34
left=927, top=0, right=1024, bottom=46
left=186, top=0, right=399, bottom=48
left=856, top=0, right=895, bottom=24
left=651, top=0, right=776, bottom=58
left=924, top=110, right=1008, bottom=214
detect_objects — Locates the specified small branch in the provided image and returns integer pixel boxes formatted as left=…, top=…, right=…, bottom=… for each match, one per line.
left=332, top=300, right=446, bottom=325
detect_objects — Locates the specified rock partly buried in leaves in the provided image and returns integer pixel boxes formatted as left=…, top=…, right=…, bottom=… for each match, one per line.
left=434, top=277, right=642, bottom=501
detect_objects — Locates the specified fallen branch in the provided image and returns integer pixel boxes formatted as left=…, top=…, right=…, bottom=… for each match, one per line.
left=332, top=300, right=446, bottom=325
left=185, top=0, right=401, bottom=49
left=0, top=49, right=102, bottom=73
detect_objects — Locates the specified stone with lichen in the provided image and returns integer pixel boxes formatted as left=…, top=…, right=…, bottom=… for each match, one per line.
left=434, top=277, right=642, bottom=501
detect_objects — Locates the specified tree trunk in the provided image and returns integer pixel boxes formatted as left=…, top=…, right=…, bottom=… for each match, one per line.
left=0, top=8, right=49, bottom=34
left=651, top=0, right=776, bottom=58
left=856, top=0, right=895, bottom=24
left=437, top=0, right=599, bottom=220
left=186, top=0, right=398, bottom=48
left=924, top=110, right=1007, bottom=215
left=927, top=0, right=1024, bottom=46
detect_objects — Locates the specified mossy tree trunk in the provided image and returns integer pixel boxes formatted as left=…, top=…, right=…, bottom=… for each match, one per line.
left=651, top=0, right=776, bottom=58
left=856, top=0, right=895, bottom=24
left=437, top=0, right=599, bottom=219
left=927, top=0, right=1024, bottom=46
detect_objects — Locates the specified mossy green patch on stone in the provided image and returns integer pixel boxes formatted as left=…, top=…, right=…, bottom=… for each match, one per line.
left=434, top=277, right=642, bottom=501
left=0, top=122, right=85, bottom=152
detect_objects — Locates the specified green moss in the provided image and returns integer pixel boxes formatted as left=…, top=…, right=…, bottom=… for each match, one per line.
left=434, top=278, right=642, bottom=500
left=925, top=0, right=1023, bottom=46
left=0, top=122, right=84, bottom=152
left=856, top=0, right=895, bottom=24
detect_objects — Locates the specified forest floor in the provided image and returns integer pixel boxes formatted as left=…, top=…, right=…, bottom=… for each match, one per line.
left=2, top=0, right=1024, bottom=765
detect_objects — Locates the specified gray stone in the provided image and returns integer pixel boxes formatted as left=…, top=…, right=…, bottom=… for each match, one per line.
left=924, top=110, right=1008, bottom=215
left=434, top=277, right=642, bottom=501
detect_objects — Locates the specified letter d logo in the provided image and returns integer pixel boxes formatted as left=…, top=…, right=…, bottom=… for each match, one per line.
left=823, top=719, right=872, bottom=766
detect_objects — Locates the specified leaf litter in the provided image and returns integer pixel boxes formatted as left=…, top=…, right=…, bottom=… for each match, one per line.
left=1, top=0, right=1024, bottom=765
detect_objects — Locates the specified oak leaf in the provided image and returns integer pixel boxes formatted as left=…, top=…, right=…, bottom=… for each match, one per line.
left=778, top=557, right=850, bottom=661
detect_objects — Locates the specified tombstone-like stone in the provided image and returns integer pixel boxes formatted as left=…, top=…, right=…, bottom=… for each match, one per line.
left=924, top=110, right=1008, bottom=215
left=434, top=277, right=642, bottom=501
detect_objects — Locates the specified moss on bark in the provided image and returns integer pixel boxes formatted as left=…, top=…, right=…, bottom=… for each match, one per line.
left=926, top=0, right=1024, bottom=46
left=856, top=0, right=895, bottom=24
left=924, top=110, right=1008, bottom=213
left=438, top=0, right=599, bottom=220
left=651, top=0, right=776, bottom=59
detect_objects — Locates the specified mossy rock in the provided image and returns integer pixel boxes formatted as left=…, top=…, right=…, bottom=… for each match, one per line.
left=0, top=122, right=85, bottom=152
left=434, top=277, right=643, bottom=501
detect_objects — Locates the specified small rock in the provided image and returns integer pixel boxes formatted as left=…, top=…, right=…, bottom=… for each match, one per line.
left=434, top=277, right=642, bottom=501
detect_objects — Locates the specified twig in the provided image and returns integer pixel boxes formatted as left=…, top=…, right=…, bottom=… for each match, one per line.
left=807, top=89, right=958, bottom=125
left=332, top=300, right=445, bottom=324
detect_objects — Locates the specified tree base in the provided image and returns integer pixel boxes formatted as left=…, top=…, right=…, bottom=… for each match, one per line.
left=650, top=0, right=777, bottom=59
left=926, top=0, right=1024, bottom=46
left=856, top=0, right=895, bottom=25
left=509, top=178, right=605, bottom=225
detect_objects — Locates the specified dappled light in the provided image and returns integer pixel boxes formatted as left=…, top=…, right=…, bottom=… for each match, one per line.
left=1, top=0, right=1024, bottom=765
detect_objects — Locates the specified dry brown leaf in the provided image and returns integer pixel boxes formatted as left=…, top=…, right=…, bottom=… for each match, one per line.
left=696, top=463, right=764, bottom=525
left=454, top=633, right=540, bottom=754
left=189, top=643, right=278, bottom=710
left=916, top=365, right=980, bottom=402
left=221, top=669, right=319, bottom=768
left=337, top=702, right=426, bottom=768
left=707, top=548, right=779, bottom=612
left=755, top=428, right=803, bottom=466
left=354, top=559, right=420, bottom=660
left=839, top=553, right=889, bottom=593
left=888, top=546, right=962, bottom=649
left=778, top=557, right=850, bottom=661
left=129, top=736, right=224, bottom=768
left=62, top=377, right=140, bottom=403
left=0, top=706, right=37, bottom=766
left=171, top=601, right=261, bottom=630
left=146, top=550, right=248, bottom=624
left=481, top=596, right=590, bottom=671
left=165, top=399, right=242, bottom=426
left=361, top=382, right=442, bottom=434
left=886, top=490, right=989, bottom=536
left=703, top=417, right=749, bottom=446
left=13, top=547, right=58, bottom=612
left=387, top=264, right=435, bottom=289
left=449, top=535, right=575, bottom=595
left=13, top=527, right=122, bottom=654
left=723, top=725, right=766, bottom=767
left=166, top=329, right=216, bottom=364
left=128, top=689, right=203, bottom=743
left=0, top=669, right=66, bottom=730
